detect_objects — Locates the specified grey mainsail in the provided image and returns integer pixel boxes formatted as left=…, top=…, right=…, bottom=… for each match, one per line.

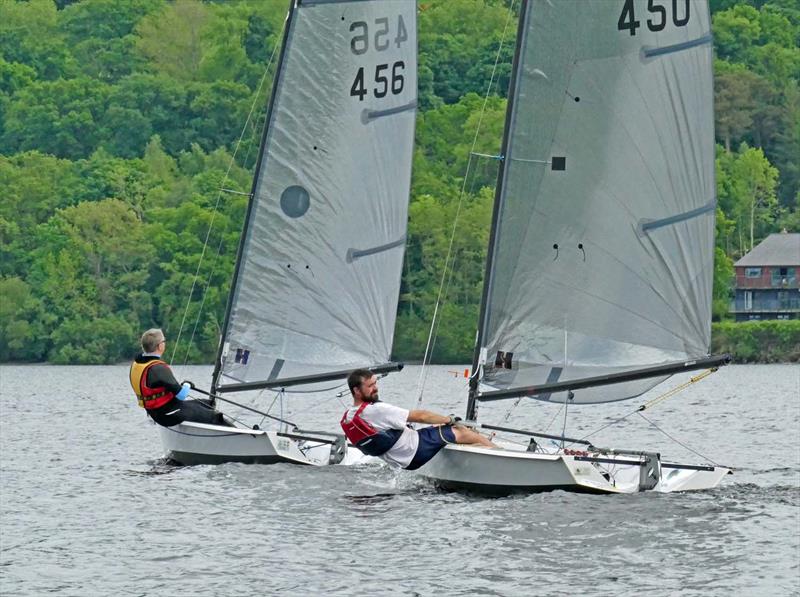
left=477, top=0, right=716, bottom=404
left=214, top=0, right=417, bottom=391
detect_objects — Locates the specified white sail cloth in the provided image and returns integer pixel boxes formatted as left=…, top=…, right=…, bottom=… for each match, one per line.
left=480, top=0, right=715, bottom=403
left=218, top=1, right=417, bottom=389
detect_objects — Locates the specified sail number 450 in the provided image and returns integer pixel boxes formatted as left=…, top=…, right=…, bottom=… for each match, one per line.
left=618, top=0, right=690, bottom=36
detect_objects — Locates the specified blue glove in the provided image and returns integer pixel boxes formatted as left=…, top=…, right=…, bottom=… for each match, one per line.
left=176, top=383, right=191, bottom=400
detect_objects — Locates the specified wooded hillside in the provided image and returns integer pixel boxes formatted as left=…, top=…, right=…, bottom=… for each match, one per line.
left=0, top=0, right=797, bottom=364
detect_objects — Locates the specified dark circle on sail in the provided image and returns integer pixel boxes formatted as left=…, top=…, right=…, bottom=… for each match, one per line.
left=280, top=185, right=310, bottom=218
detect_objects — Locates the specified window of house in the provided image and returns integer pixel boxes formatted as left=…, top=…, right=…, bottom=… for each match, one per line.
left=772, top=266, right=799, bottom=284
left=744, top=290, right=752, bottom=310
left=745, top=267, right=761, bottom=278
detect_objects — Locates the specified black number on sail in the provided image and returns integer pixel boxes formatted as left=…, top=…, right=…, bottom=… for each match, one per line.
left=621, top=0, right=691, bottom=36
left=391, top=61, right=405, bottom=94
left=350, top=16, right=408, bottom=55
left=350, top=67, right=367, bottom=101
left=673, top=0, right=690, bottom=26
left=350, top=21, right=368, bottom=55
left=375, top=17, right=389, bottom=51
left=617, top=0, right=640, bottom=36
left=647, top=0, right=666, bottom=32
left=395, top=15, right=408, bottom=47
left=374, top=64, right=388, bottom=98
left=352, top=62, right=405, bottom=101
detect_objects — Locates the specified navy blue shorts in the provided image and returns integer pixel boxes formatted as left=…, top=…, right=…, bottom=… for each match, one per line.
left=405, top=425, right=456, bottom=470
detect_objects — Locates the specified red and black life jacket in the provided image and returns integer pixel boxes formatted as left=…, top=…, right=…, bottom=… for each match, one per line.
left=340, top=402, right=403, bottom=456
left=129, top=359, right=175, bottom=410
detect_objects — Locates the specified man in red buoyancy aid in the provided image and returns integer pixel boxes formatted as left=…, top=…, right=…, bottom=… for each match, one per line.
left=341, top=369, right=496, bottom=470
left=130, top=328, right=229, bottom=427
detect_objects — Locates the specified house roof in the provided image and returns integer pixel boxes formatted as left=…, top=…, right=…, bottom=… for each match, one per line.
left=735, top=233, right=800, bottom=267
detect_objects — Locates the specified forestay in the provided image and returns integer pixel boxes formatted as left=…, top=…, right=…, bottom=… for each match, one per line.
left=215, top=0, right=417, bottom=391
left=479, top=0, right=715, bottom=403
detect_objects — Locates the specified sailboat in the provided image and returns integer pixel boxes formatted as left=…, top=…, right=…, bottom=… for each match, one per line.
left=159, top=0, right=418, bottom=465
left=414, top=0, right=732, bottom=493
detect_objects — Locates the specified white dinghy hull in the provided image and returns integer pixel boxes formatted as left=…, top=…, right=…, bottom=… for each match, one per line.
left=158, top=422, right=370, bottom=467
left=415, top=444, right=731, bottom=495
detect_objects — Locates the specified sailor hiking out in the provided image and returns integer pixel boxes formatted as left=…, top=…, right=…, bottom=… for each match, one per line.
left=130, top=328, right=229, bottom=428
left=341, top=369, right=496, bottom=469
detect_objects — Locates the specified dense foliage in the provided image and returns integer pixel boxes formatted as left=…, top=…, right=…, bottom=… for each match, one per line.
left=0, top=0, right=797, bottom=364
left=711, top=320, right=800, bottom=362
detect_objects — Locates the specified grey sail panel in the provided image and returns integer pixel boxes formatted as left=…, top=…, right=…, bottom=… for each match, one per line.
left=480, top=0, right=715, bottom=404
left=218, top=1, right=417, bottom=389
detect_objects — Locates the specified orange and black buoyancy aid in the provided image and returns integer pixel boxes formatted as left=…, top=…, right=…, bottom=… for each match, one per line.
left=340, top=402, right=403, bottom=456
left=129, top=359, right=175, bottom=410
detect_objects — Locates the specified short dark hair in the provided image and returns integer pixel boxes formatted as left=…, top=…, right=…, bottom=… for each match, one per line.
left=348, top=368, right=374, bottom=394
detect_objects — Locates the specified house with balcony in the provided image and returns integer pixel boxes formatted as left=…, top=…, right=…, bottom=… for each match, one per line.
left=731, top=232, right=800, bottom=321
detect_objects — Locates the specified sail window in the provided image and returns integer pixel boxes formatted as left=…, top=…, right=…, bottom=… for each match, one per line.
left=280, top=185, right=310, bottom=218
left=551, top=156, right=566, bottom=171
left=495, top=351, right=513, bottom=369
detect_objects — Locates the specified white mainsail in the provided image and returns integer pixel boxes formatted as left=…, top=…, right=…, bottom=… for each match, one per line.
left=215, top=0, right=417, bottom=391
left=478, top=0, right=716, bottom=403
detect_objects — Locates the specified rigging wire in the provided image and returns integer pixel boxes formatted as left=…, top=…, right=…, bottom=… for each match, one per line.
left=570, top=368, right=720, bottom=463
left=169, top=19, right=286, bottom=371
left=542, top=402, right=565, bottom=433
left=574, top=369, right=717, bottom=444
left=414, top=0, right=519, bottom=407
left=637, top=412, right=721, bottom=467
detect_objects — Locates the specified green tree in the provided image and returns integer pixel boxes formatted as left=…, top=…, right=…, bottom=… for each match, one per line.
left=187, top=80, right=253, bottom=152
left=418, top=0, right=513, bottom=104
left=712, top=247, right=734, bottom=321
left=713, top=5, right=763, bottom=65
left=135, top=0, right=210, bottom=82
left=717, top=143, right=781, bottom=255
left=714, top=62, right=759, bottom=152
left=0, top=0, right=78, bottom=80
left=107, top=74, right=192, bottom=155
left=0, top=277, right=46, bottom=361
left=1, top=77, right=109, bottom=158
left=0, top=152, right=84, bottom=276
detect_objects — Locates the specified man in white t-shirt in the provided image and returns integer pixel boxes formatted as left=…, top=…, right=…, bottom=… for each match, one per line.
left=340, top=369, right=496, bottom=469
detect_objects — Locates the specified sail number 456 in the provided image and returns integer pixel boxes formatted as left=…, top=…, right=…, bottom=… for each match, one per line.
left=351, top=63, right=404, bottom=101
left=349, top=16, right=408, bottom=102
left=618, top=0, right=690, bottom=36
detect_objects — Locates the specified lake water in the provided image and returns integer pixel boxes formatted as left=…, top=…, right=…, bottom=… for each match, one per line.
left=0, top=363, right=798, bottom=596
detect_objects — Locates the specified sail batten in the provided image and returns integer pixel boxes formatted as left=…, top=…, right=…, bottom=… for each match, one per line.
left=476, top=0, right=717, bottom=405
left=214, top=1, right=417, bottom=392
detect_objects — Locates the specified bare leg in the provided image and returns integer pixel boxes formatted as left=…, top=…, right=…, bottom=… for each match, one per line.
left=451, top=425, right=497, bottom=448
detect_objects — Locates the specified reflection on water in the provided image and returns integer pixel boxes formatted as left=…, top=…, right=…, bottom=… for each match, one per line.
left=0, top=364, right=798, bottom=596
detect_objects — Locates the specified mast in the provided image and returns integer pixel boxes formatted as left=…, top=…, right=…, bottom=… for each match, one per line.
left=211, top=0, right=297, bottom=394
left=466, top=0, right=531, bottom=421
